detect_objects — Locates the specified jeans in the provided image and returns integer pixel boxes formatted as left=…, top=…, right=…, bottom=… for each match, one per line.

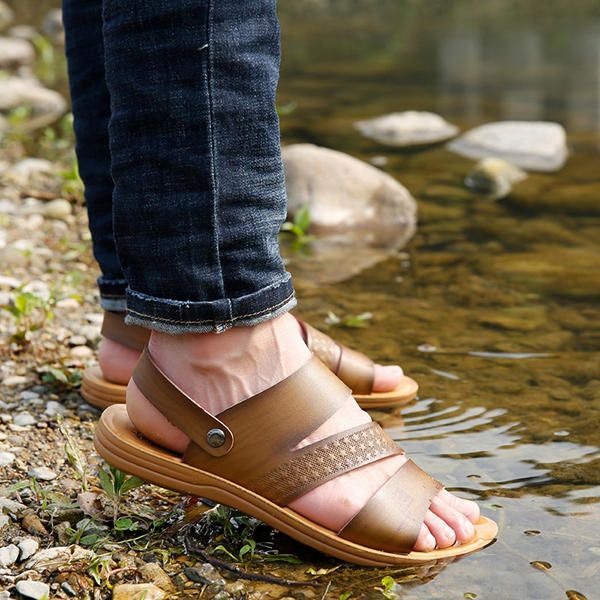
left=62, top=0, right=296, bottom=333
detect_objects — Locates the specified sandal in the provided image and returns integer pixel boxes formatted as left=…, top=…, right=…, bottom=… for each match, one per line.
left=82, top=313, right=418, bottom=411
left=94, top=348, right=497, bottom=566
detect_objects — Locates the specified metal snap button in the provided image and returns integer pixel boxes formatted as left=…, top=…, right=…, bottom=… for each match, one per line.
left=206, top=428, right=226, bottom=448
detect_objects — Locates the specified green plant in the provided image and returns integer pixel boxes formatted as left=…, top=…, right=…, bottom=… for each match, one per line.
left=325, top=311, right=373, bottom=328
left=59, top=419, right=89, bottom=491
left=281, top=206, right=314, bottom=251
left=97, top=464, right=144, bottom=523
left=1, top=289, right=54, bottom=342
left=375, top=576, right=400, bottom=599
left=61, top=156, right=84, bottom=200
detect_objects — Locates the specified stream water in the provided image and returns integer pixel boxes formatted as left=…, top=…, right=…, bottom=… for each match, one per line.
left=8, top=1, right=600, bottom=598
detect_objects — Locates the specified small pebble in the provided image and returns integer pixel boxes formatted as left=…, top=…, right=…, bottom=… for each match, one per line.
left=28, top=466, right=57, bottom=481
left=417, top=343, right=438, bottom=353
left=44, top=400, right=66, bottom=417
left=68, top=334, right=87, bottom=346
left=56, top=297, right=80, bottom=310
left=17, top=538, right=39, bottom=561
left=19, top=391, right=40, bottom=401
left=21, top=513, right=48, bottom=536
left=13, top=412, right=35, bottom=427
left=70, top=345, right=92, bottom=359
left=0, top=515, right=9, bottom=530
left=61, top=581, right=77, bottom=597
left=2, top=375, right=27, bottom=387
left=16, top=580, right=50, bottom=600
left=0, top=544, right=19, bottom=567
left=0, top=451, right=16, bottom=466
left=42, top=198, right=72, bottom=220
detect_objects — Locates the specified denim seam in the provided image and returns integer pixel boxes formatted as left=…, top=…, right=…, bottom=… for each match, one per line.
left=126, top=291, right=294, bottom=325
left=205, top=0, right=228, bottom=310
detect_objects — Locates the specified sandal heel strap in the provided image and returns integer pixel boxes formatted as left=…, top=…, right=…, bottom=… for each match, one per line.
left=101, top=311, right=150, bottom=352
left=132, top=348, right=234, bottom=457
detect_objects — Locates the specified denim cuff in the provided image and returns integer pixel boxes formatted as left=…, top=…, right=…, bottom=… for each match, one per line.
left=124, top=275, right=297, bottom=334
left=98, top=276, right=128, bottom=312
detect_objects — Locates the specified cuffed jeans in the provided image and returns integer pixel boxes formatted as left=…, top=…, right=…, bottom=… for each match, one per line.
left=62, top=0, right=296, bottom=333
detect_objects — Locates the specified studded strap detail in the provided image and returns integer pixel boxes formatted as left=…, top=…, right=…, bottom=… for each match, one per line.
left=251, top=422, right=403, bottom=505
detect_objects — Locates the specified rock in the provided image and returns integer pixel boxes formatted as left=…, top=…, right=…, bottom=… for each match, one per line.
left=464, top=157, right=527, bottom=199
left=0, top=514, right=9, bottom=529
left=0, top=498, right=27, bottom=516
left=355, top=111, right=458, bottom=146
left=20, top=390, right=40, bottom=401
left=17, top=538, right=39, bottom=561
left=25, top=546, right=93, bottom=572
left=15, top=581, right=50, bottom=600
left=0, top=2, right=14, bottom=31
left=7, top=25, right=37, bottom=40
left=0, top=37, right=34, bottom=68
left=0, top=451, right=15, bottom=466
left=139, top=562, right=175, bottom=593
left=112, top=583, right=166, bottom=600
left=44, top=400, right=66, bottom=417
left=0, top=544, right=19, bottom=567
left=42, top=198, right=72, bottom=220
left=283, top=143, right=416, bottom=242
left=1, top=158, right=56, bottom=190
left=0, top=77, right=66, bottom=129
left=42, top=9, right=64, bottom=44
left=184, top=564, right=226, bottom=586
left=28, top=466, right=57, bottom=481
left=447, top=121, right=567, bottom=172
left=69, top=345, right=92, bottom=359
left=13, top=412, right=35, bottom=427
left=2, top=375, right=27, bottom=387
left=21, top=513, right=48, bottom=537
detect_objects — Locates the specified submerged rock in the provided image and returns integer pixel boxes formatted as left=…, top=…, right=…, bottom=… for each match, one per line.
left=0, top=37, right=34, bottom=68
left=465, top=157, right=527, bottom=199
left=355, top=111, right=459, bottom=146
left=448, top=121, right=567, bottom=172
left=0, top=77, right=66, bottom=129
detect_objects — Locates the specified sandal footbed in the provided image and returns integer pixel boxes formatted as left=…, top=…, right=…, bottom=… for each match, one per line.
left=95, top=404, right=497, bottom=566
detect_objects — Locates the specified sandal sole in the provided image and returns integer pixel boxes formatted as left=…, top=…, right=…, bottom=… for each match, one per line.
left=95, top=404, right=498, bottom=566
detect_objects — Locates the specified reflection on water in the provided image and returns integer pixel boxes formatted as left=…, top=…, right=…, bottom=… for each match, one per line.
left=277, top=1, right=599, bottom=597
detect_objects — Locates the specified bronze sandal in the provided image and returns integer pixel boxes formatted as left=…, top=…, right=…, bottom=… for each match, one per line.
left=82, top=312, right=418, bottom=410
left=94, top=348, right=497, bottom=566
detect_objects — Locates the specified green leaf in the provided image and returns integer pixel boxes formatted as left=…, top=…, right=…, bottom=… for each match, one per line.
left=339, top=593, right=352, bottom=600
left=114, top=517, right=139, bottom=531
left=119, top=475, right=145, bottom=494
left=294, top=206, right=311, bottom=234
left=97, top=465, right=115, bottom=498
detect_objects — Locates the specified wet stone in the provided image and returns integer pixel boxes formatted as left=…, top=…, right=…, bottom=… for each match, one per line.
left=184, top=563, right=226, bottom=586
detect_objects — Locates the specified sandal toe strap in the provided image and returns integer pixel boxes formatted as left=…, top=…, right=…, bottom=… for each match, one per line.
left=300, top=320, right=374, bottom=395
left=338, top=459, right=443, bottom=553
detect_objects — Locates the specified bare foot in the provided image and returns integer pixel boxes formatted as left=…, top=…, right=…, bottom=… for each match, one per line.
left=126, top=313, right=479, bottom=552
left=97, top=315, right=406, bottom=393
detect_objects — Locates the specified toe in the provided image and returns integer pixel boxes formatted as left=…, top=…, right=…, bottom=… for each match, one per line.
left=424, top=510, right=457, bottom=549
left=438, top=489, right=480, bottom=524
left=413, top=523, right=436, bottom=552
left=372, top=364, right=404, bottom=393
left=430, top=496, right=475, bottom=543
